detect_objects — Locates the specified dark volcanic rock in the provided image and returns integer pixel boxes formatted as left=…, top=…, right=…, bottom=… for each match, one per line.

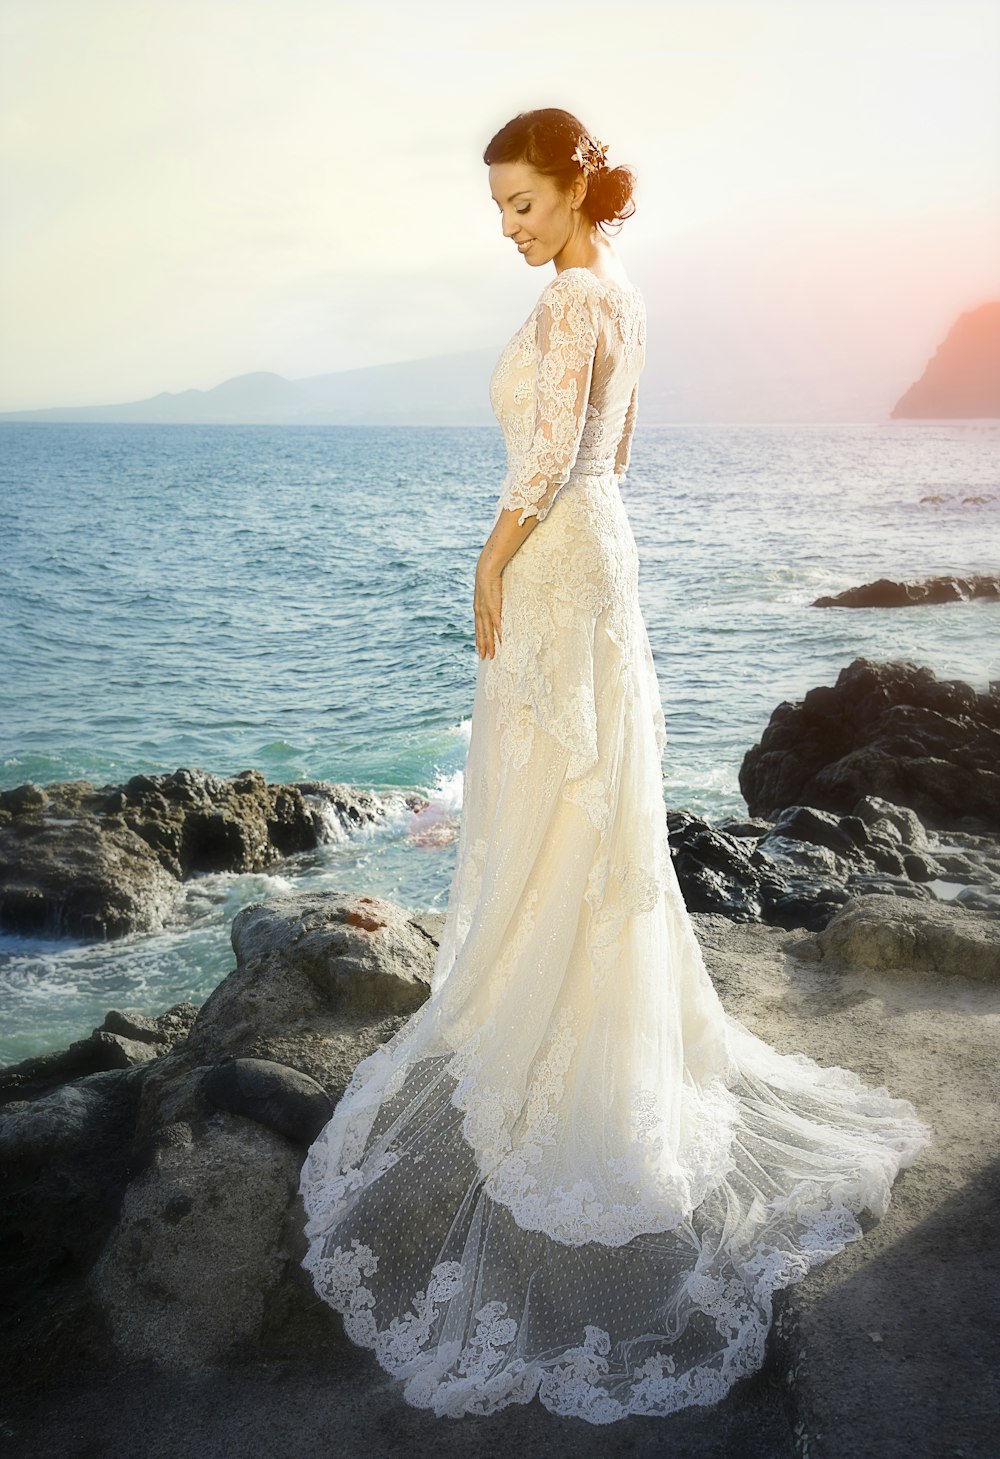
left=0, top=1064, right=145, bottom=1386
left=813, top=573, right=1000, bottom=608
left=0, top=767, right=424, bottom=941
left=201, top=1058, right=333, bottom=1144
left=666, top=812, right=776, bottom=923
left=668, top=795, right=1000, bottom=932
left=0, top=891, right=441, bottom=1384
left=739, top=658, right=1000, bottom=833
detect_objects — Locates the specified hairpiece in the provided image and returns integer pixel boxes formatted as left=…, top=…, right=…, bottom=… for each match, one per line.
left=571, top=135, right=609, bottom=178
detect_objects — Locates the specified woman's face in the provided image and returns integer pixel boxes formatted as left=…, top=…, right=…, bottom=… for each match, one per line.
left=488, top=160, right=583, bottom=267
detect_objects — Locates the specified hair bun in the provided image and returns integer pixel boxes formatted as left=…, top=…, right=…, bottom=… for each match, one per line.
left=584, top=163, right=637, bottom=230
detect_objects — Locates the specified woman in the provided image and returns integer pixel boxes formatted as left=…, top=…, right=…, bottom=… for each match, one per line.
left=298, top=107, right=931, bottom=1423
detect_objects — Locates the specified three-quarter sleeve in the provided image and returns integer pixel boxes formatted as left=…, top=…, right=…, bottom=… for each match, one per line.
left=497, top=274, right=599, bottom=527
left=614, top=382, right=639, bottom=481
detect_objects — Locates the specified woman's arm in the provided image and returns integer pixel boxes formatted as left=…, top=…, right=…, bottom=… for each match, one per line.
left=498, top=275, right=599, bottom=526
left=614, top=381, right=639, bottom=480
left=474, top=274, right=599, bottom=660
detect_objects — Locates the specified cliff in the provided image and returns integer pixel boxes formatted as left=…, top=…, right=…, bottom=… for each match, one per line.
left=891, top=300, right=1000, bottom=419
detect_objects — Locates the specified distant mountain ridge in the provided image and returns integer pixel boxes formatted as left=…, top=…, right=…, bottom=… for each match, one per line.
left=3, top=299, right=998, bottom=426
left=0, top=350, right=500, bottom=426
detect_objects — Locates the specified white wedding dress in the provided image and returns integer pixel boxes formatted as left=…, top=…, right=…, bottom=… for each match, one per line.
left=298, top=267, right=932, bottom=1422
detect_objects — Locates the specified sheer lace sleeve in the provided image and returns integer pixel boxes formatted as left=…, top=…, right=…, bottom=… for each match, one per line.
left=614, top=382, right=638, bottom=481
left=498, top=273, right=599, bottom=527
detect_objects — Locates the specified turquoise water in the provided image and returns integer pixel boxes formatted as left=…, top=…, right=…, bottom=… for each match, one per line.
left=1, top=419, right=997, bottom=1061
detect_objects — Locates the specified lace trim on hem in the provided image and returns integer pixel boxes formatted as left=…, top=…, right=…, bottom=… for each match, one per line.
left=298, top=1180, right=897, bottom=1423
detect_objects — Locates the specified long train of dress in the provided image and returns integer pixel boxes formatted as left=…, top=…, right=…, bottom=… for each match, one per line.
left=297, top=269, right=932, bottom=1422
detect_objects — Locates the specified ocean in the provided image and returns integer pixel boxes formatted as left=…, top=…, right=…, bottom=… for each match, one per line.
left=1, top=419, right=996, bottom=1063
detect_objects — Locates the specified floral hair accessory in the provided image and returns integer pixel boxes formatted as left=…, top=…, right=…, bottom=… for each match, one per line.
left=571, top=135, right=609, bottom=178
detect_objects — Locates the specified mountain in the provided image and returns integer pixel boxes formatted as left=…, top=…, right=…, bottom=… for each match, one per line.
left=0, top=351, right=500, bottom=426
left=891, top=301, right=1000, bottom=419
left=4, top=298, right=998, bottom=426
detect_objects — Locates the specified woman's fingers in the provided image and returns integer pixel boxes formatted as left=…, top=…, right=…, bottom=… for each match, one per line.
left=474, top=602, right=489, bottom=659
left=474, top=610, right=495, bottom=658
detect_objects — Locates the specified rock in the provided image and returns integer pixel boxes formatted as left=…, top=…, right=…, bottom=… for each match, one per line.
left=89, top=1114, right=302, bottom=1371
left=851, top=795, right=932, bottom=850
left=0, top=1072, right=127, bottom=1161
left=172, top=893, right=435, bottom=1085
left=0, top=767, right=424, bottom=941
left=0, top=890, right=442, bottom=1384
left=0, top=808, right=180, bottom=940
left=231, top=892, right=436, bottom=1011
left=667, top=817, right=772, bottom=922
left=756, top=879, right=855, bottom=933
left=667, top=794, right=999, bottom=933
left=0, top=1002, right=200, bottom=1105
left=739, top=657, right=1000, bottom=833
left=814, top=572, right=1000, bottom=608
left=201, top=1058, right=333, bottom=1144
left=125, top=892, right=437, bottom=1157
left=0, top=1065, right=143, bottom=1387
left=101, top=1005, right=198, bottom=1045
left=813, top=893, right=1000, bottom=980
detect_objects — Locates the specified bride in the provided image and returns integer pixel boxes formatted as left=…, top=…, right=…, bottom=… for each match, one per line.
left=297, top=107, right=932, bottom=1423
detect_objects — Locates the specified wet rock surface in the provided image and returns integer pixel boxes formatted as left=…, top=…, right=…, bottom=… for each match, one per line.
left=669, top=793, right=1000, bottom=931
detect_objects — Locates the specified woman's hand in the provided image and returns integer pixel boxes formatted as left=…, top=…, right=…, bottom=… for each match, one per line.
left=473, top=506, right=540, bottom=659
left=474, top=552, right=503, bottom=659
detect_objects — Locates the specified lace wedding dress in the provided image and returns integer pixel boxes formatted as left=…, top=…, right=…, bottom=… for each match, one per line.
left=298, top=267, right=932, bottom=1422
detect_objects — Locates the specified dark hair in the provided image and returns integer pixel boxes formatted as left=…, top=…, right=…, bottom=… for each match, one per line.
left=483, top=107, right=637, bottom=234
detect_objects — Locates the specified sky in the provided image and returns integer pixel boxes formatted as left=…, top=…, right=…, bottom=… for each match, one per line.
left=1, top=0, right=998, bottom=415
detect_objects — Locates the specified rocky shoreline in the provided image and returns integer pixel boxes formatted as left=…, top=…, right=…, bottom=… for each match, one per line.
left=2, top=652, right=999, bottom=1455
left=1, top=658, right=998, bottom=952
left=0, top=766, right=425, bottom=941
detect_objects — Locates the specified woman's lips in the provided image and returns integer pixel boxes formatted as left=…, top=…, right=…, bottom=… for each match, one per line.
left=517, top=240, right=533, bottom=253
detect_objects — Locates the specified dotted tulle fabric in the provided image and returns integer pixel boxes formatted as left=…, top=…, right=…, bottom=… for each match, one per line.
left=298, top=269, right=932, bottom=1423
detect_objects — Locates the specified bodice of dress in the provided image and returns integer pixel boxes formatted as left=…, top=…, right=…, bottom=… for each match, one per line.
left=489, top=267, right=646, bottom=527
